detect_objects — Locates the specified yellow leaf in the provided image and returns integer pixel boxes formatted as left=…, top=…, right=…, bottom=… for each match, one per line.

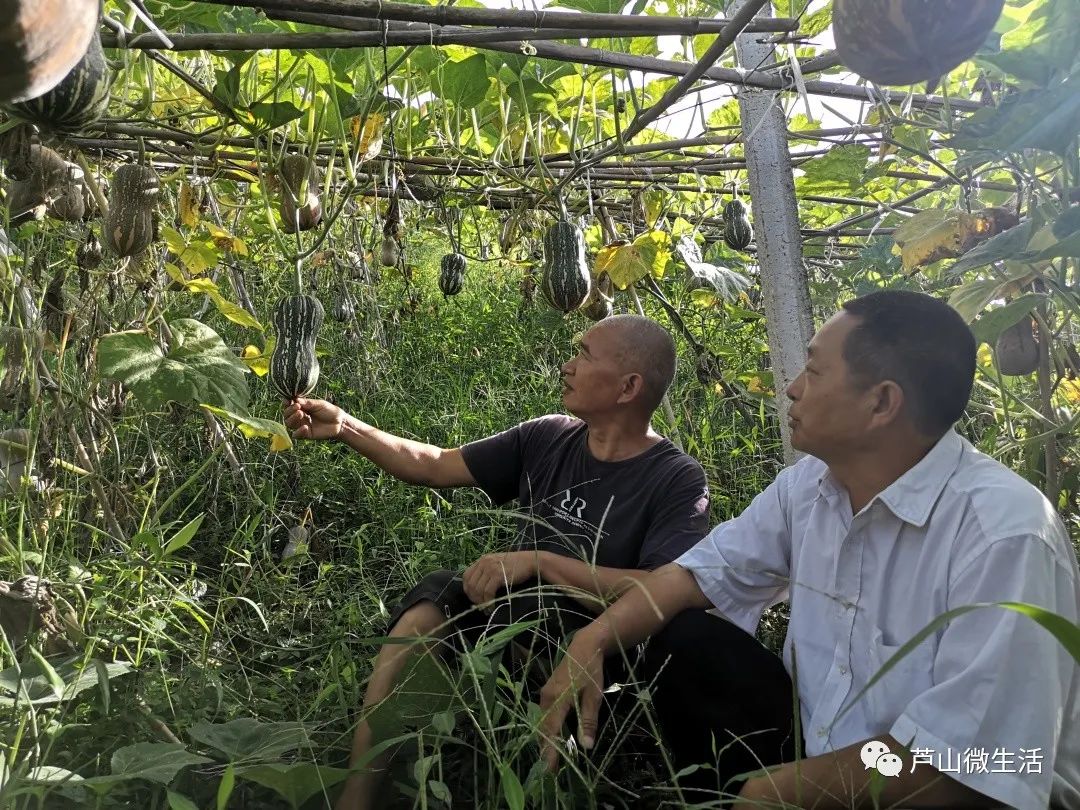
left=595, top=231, right=671, bottom=290
left=1058, top=379, right=1080, bottom=406
left=892, top=209, right=976, bottom=272
left=270, top=432, right=292, bottom=452
left=242, top=338, right=275, bottom=377
left=208, top=291, right=262, bottom=331
left=353, top=113, right=385, bottom=163
left=204, top=222, right=248, bottom=256
left=179, top=181, right=200, bottom=228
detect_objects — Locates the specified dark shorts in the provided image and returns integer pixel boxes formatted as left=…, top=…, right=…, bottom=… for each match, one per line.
left=386, top=568, right=595, bottom=671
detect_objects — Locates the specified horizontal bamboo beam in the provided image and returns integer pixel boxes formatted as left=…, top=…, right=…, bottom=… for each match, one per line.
left=191, top=0, right=798, bottom=34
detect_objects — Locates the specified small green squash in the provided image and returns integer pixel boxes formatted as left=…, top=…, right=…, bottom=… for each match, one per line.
left=102, top=163, right=159, bottom=258
left=6, top=31, right=110, bottom=133
left=268, top=294, right=324, bottom=400
left=723, top=199, right=753, bottom=252
left=541, top=220, right=591, bottom=313
left=438, top=252, right=466, bottom=298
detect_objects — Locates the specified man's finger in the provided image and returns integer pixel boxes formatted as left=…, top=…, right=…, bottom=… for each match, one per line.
left=577, top=684, right=602, bottom=750
left=539, top=699, right=571, bottom=772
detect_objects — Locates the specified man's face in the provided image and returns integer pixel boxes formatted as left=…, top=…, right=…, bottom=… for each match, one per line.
left=560, top=323, right=628, bottom=417
left=786, top=312, right=876, bottom=458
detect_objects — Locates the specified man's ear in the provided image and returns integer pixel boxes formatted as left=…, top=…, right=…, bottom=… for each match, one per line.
left=868, top=380, right=905, bottom=429
left=618, top=373, right=645, bottom=405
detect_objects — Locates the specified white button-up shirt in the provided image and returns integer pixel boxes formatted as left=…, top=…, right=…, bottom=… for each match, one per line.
left=677, top=430, right=1080, bottom=810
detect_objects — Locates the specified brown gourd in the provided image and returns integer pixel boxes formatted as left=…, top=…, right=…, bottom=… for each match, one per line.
left=102, top=164, right=159, bottom=258
left=833, top=0, right=1005, bottom=86
left=0, top=0, right=99, bottom=104
left=278, top=154, right=322, bottom=234
left=994, top=317, right=1039, bottom=376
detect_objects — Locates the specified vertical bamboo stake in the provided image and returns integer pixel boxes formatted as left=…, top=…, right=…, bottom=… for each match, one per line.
left=732, top=0, right=814, bottom=465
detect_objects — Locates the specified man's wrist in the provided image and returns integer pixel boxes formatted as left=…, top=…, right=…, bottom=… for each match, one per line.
left=336, top=414, right=359, bottom=442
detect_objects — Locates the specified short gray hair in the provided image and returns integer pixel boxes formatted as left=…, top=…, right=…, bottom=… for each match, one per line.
left=599, top=314, right=677, bottom=413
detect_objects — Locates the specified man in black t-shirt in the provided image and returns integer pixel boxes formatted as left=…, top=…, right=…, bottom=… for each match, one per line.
left=284, top=314, right=714, bottom=810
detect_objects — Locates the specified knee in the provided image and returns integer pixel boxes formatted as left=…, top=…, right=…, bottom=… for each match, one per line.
left=389, top=600, right=444, bottom=639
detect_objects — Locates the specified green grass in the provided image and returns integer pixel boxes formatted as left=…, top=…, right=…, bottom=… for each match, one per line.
left=0, top=238, right=1075, bottom=809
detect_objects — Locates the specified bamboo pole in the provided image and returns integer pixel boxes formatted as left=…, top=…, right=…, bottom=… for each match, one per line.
left=191, top=0, right=798, bottom=34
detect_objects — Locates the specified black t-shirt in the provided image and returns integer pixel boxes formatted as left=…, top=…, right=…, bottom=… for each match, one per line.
left=459, top=415, right=710, bottom=570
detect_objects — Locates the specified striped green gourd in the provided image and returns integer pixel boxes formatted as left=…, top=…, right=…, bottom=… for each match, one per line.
left=541, top=220, right=591, bottom=313
left=5, top=32, right=110, bottom=133
left=102, top=163, right=159, bottom=258
left=438, top=252, right=466, bottom=297
left=723, top=199, right=753, bottom=251
left=0, top=0, right=98, bottom=105
left=268, top=294, right=324, bottom=400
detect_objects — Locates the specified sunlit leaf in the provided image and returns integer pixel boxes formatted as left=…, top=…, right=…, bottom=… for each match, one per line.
left=595, top=231, right=671, bottom=290
left=201, top=405, right=292, bottom=452
left=97, top=320, right=250, bottom=412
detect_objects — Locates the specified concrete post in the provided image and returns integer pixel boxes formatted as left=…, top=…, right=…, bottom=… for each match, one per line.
left=732, top=0, right=814, bottom=463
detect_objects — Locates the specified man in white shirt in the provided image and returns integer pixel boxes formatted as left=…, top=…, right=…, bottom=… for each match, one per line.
left=538, top=290, right=1080, bottom=809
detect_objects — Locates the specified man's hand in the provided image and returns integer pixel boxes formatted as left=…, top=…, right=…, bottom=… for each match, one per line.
left=538, top=635, right=605, bottom=771
left=283, top=398, right=347, bottom=441
left=462, top=551, right=540, bottom=605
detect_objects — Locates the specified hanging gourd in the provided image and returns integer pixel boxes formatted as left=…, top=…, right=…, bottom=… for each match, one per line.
left=278, top=154, right=322, bottom=233
left=268, top=292, right=325, bottom=401
left=102, top=163, right=159, bottom=258
left=438, top=253, right=466, bottom=298
left=994, top=317, right=1039, bottom=377
left=582, top=273, right=614, bottom=322
left=5, top=29, right=111, bottom=134
left=541, top=220, right=591, bottom=313
left=0, top=0, right=99, bottom=105
left=833, top=0, right=1005, bottom=86
left=723, top=199, right=753, bottom=252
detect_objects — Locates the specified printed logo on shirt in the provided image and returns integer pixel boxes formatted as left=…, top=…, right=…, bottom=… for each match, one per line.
left=559, top=490, right=587, bottom=519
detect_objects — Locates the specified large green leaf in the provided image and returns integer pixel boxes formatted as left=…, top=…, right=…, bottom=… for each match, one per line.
left=971, top=293, right=1045, bottom=346
left=980, top=0, right=1080, bottom=86
left=433, top=54, right=490, bottom=109
left=796, top=144, right=871, bottom=194
left=236, top=763, right=350, bottom=809
left=189, top=718, right=310, bottom=763
left=0, top=658, right=132, bottom=707
left=106, top=743, right=212, bottom=785
left=947, top=220, right=1034, bottom=276
left=97, top=319, right=250, bottom=413
left=948, top=75, right=1080, bottom=156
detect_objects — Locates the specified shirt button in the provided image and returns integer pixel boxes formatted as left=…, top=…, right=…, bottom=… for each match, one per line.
left=839, top=664, right=849, bottom=675
left=817, top=727, right=828, bottom=738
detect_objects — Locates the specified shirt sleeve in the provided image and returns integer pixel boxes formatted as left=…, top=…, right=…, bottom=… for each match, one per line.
left=635, top=458, right=710, bottom=571
left=889, top=533, right=1079, bottom=810
left=675, top=467, right=794, bottom=635
left=460, top=416, right=567, bottom=505
left=459, top=422, right=527, bottom=505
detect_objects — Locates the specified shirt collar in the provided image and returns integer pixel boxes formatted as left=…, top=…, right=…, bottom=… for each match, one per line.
left=816, top=430, right=966, bottom=527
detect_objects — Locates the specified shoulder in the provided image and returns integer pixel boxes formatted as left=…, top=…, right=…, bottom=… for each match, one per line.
left=518, top=414, right=584, bottom=442
left=945, top=440, right=1071, bottom=563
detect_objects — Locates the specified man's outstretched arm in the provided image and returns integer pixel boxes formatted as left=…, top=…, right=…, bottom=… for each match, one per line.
left=284, top=398, right=475, bottom=488
left=735, top=735, right=993, bottom=809
left=537, top=563, right=712, bottom=765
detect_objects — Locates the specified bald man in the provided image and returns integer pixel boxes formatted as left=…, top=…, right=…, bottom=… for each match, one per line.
left=285, top=315, right=724, bottom=810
